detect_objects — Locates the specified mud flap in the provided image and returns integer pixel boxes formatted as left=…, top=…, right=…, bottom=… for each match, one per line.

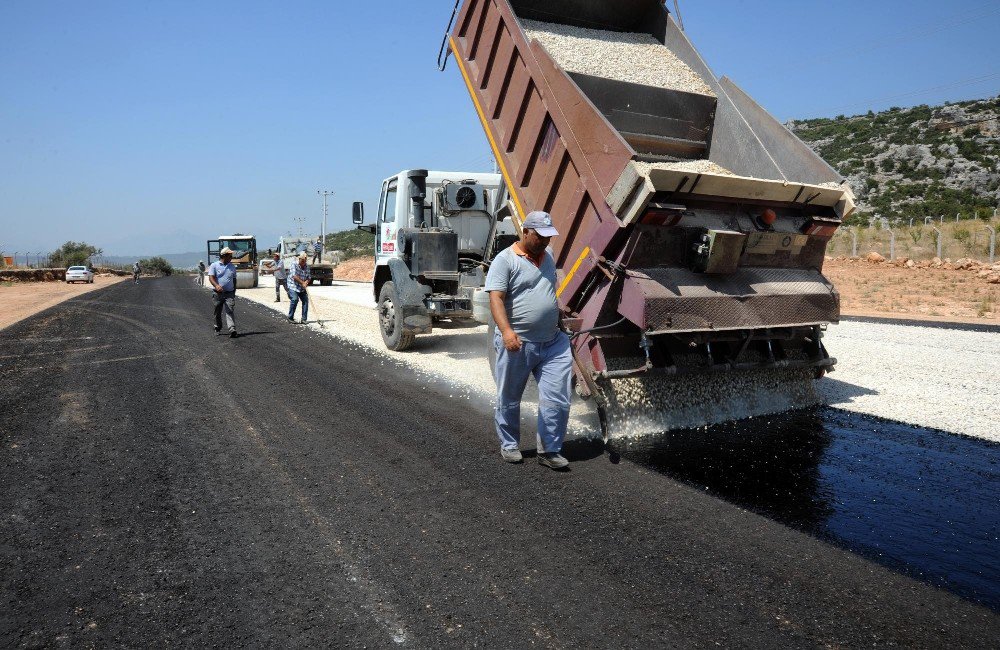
left=387, top=258, right=432, bottom=333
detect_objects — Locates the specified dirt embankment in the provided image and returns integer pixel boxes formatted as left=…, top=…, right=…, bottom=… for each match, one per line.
left=334, top=257, right=375, bottom=282
left=825, top=255, right=999, bottom=322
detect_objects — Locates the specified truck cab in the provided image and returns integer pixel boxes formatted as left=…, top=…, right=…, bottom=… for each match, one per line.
left=277, top=236, right=336, bottom=286
left=354, top=169, right=509, bottom=350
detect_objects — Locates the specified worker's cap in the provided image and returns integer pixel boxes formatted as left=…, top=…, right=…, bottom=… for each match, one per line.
left=522, top=211, right=559, bottom=237
left=220, top=247, right=234, bottom=256
left=298, top=252, right=308, bottom=260
left=273, top=251, right=280, bottom=256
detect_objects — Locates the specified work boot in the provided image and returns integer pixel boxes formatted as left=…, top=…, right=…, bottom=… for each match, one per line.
left=229, top=329, right=238, bottom=338
left=538, top=452, right=569, bottom=470
left=500, top=448, right=523, bottom=463
left=214, top=325, right=221, bottom=333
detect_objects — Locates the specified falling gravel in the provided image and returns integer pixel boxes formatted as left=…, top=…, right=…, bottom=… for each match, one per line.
left=600, top=352, right=818, bottom=438
left=522, top=19, right=714, bottom=96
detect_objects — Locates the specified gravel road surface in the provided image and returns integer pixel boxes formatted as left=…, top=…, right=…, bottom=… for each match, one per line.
left=819, top=319, right=1000, bottom=441
left=1, top=277, right=996, bottom=647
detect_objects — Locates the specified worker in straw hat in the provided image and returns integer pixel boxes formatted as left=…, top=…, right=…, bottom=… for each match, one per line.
left=207, top=247, right=240, bottom=338
left=484, top=210, right=573, bottom=470
left=287, top=251, right=311, bottom=324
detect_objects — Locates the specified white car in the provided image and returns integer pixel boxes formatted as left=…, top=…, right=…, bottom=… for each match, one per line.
left=65, top=266, right=94, bottom=284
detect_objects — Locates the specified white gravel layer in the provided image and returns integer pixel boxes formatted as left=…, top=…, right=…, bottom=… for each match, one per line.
left=522, top=19, right=714, bottom=96
left=237, top=279, right=1000, bottom=443
left=240, top=279, right=602, bottom=443
left=818, top=320, right=1000, bottom=441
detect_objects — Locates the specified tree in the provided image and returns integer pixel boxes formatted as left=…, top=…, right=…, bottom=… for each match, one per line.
left=49, top=241, right=102, bottom=267
left=139, top=256, right=173, bottom=276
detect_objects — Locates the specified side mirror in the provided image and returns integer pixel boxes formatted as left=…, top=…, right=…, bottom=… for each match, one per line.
left=352, top=201, right=365, bottom=225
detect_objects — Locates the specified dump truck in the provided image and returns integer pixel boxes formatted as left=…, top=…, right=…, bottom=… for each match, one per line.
left=349, top=0, right=860, bottom=436
left=276, top=236, right=338, bottom=286
left=354, top=171, right=511, bottom=350
left=433, top=0, right=859, bottom=436
left=207, top=234, right=259, bottom=288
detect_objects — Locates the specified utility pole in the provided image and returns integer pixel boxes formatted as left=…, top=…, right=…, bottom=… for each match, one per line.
left=293, top=217, right=306, bottom=237
left=317, top=190, right=334, bottom=252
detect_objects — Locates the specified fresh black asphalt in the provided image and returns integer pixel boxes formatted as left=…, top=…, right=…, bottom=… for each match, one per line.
left=1, top=277, right=996, bottom=647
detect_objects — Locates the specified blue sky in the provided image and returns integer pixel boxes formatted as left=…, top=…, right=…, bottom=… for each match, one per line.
left=2, top=0, right=998, bottom=255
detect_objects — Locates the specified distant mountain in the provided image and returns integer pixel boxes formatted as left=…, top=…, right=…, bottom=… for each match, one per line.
left=102, top=251, right=204, bottom=270
left=787, top=96, right=1000, bottom=224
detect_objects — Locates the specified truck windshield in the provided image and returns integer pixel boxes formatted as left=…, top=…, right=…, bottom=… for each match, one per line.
left=221, top=240, right=253, bottom=253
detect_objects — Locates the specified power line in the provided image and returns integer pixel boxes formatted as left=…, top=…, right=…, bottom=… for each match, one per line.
left=808, top=71, right=1000, bottom=116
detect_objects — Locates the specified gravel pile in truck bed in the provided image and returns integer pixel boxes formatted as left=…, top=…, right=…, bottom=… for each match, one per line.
left=635, top=159, right=735, bottom=176
left=522, top=19, right=714, bottom=96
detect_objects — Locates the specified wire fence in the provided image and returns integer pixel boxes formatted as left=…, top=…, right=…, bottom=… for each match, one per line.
left=828, top=212, right=999, bottom=263
left=0, top=253, right=134, bottom=271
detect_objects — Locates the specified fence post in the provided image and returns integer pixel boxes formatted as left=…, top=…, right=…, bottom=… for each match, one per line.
left=931, top=225, right=943, bottom=259
left=850, top=228, right=858, bottom=257
left=981, top=226, right=996, bottom=264
left=880, top=220, right=896, bottom=260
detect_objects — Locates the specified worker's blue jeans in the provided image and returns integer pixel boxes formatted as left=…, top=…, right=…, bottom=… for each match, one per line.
left=287, top=289, right=309, bottom=322
left=494, top=330, right=573, bottom=454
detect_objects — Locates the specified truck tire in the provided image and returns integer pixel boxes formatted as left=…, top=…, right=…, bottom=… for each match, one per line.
left=378, top=281, right=415, bottom=351
left=321, top=279, right=332, bottom=286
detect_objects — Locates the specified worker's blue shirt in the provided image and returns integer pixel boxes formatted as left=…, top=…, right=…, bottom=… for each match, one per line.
left=484, top=244, right=560, bottom=343
left=288, top=263, right=311, bottom=293
left=208, top=261, right=237, bottom=292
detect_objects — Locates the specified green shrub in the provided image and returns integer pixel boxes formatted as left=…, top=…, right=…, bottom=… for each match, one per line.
left=49, top=241, right=101, bottom=267
left=140, top=256, right=173, bottom=276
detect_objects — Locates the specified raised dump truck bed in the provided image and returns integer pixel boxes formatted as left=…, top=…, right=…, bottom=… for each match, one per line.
left=447, top=0, right=855, bottom=434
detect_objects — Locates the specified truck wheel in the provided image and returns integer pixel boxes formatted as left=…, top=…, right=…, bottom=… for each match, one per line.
left=321, top=280, right=332, bottom=286
left=378, top=281, right=414, bottom=351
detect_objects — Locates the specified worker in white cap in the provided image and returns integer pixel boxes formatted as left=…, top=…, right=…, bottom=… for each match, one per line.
left=207, top=247, right=239, bottom=337
left=287, top=251, right=311, bottom=324
left=484, top=210, right=573, bottom=470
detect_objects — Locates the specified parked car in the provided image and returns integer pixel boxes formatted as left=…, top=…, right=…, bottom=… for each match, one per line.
left=65, top=266, right=94, bottom=283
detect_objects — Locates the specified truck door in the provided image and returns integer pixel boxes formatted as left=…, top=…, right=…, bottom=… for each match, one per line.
left=376, top=177, right=400, bottom=262
left=206, top=239, right=221, bottom=264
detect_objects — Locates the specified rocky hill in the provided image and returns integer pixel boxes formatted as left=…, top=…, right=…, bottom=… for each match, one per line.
left=788, top=96, right=1000, bottom=225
